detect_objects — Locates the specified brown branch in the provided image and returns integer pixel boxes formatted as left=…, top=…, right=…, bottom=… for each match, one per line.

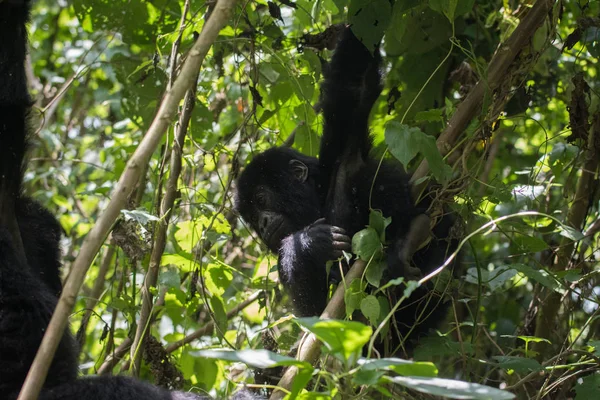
left=17, top=1, right=239, bottom=398
left=96, top=338, right=133, bottom=375
left=270, top=261, right=366, bottom=400
left=411, top=0, right=556, bottom=193
left=76, top=238, right=116, bottom=348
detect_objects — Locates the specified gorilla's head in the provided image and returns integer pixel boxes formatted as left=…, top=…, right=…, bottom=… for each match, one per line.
left=235, top=147, right=323, bottom=252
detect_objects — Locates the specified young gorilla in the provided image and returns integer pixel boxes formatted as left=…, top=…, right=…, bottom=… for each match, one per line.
left=236, top=27, right=457, bottom=354
left=0, top=2, right=259, bottom=399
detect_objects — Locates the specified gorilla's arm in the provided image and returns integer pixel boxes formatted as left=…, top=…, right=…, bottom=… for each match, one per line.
left=318, top=27, right=382, bottom=196
left=278, top=220, right=350, bottom=316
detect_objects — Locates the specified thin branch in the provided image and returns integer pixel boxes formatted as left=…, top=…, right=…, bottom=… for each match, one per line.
left=17, top=1, right=238, bottom=398
left=165, top=290, right=264, bottom=353
left=75, top=238, right=116, bottom=348
left=97, top=338, right=133, bottom=375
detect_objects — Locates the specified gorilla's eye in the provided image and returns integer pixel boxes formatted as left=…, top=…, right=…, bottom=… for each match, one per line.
left=255, top=193, right=267, bottom=208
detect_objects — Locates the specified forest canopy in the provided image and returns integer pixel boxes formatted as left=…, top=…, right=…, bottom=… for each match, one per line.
left=17, top=0, right=600, bottom=399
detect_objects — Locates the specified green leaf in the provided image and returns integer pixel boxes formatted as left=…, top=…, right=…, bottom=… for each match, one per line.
left=387, top=376, right=516, bottom=399
left=429, top=0, right=475, bottom=22
left=385, top=121, right=452, bottom=182
left=352, top=368, right=385, bottom=385
left=297, top=318, right=373, bottom=361
left=558, top=224, right=584, bottom=241
left=195, top=349, right=311, bottom=369
left=492, top=356, right=543, bottom=374
left=158, top=267, right=181, bottom=289
left=161, top=253, right=197, bottom=273
left=294, top=124, right=320, bottom=157
left=575, top=373, right=600, bottom=399
left=386, top=5, right=452, bottom=56
left=348, top=0, right=392, bottom=52
left=291, top=367, right=316, bottom=398
left=385, top=122, right=421, bottom=167
left=509, top=264, right=559, bottom=291
left=209, top=295, right=227, bottom=338
left=414, top=108, right=445, bottom=123
left=465, top=267, right=516, bottom=292
left=174, top=221, right=203, bottom=253
left=588, top=340, right=600, bottom=357
left=204, top=263, right=233, bottom=296
left=345, top=279, right=367, bottom=316
left=511, top=234, right=548, bottom=252
left=295, top=74, right=315, bottom=102
left=359, top=357, right=439, bottom=377
left=51, top=195, right=72, bottom=211
left=369, top=209, right=392, bottom=242
left=352, top=227, right=383, bottom=261
left=360, top=295, right=381, bottom=325
left=365, top=259, right=386, bottom=287
left=414, top=335, right=474, bottom=359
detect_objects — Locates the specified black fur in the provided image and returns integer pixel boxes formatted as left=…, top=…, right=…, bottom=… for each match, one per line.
left=0, top=1, right=260, bottom=399
left=236, top=27, right=457, bottom=354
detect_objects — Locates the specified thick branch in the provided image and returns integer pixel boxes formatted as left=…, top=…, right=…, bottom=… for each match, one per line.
left=270, top=261, right=366, bottom=400
left=17, top=1, right=238, bottom=398
left=411, top=0, right=555, bottom=192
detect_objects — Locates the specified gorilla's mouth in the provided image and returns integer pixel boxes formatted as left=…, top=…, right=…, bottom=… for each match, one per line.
left=263, top=218, right=285, bottom=246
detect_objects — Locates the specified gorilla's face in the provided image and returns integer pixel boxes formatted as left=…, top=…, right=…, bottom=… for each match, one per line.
left=235, top=147, right=323, bottom=252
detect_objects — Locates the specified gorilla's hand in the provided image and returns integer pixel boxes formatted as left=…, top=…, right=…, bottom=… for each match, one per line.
left=278, top=218, right=352, bottom=316
left=304, top=218, right=351, bottom=261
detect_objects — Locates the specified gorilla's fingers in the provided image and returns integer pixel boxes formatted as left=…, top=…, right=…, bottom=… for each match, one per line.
left=330, top=225, right=347, bottom=234
left=332, top=233, right=351, bottom=247
left=311, top=217, right=327, bottom=226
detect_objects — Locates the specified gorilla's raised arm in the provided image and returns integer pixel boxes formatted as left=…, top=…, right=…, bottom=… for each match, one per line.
left=318, top=28, right=383, bottom=199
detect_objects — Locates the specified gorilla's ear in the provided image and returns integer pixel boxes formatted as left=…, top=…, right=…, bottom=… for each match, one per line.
left=289, top=159, right=308, bottom=182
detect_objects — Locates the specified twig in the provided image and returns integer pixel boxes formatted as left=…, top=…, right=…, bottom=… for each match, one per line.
left=17, top=1, right=239, bottom=398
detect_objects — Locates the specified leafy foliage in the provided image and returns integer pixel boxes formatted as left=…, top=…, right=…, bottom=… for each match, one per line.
left=23, top=0, right=600, bottom=399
